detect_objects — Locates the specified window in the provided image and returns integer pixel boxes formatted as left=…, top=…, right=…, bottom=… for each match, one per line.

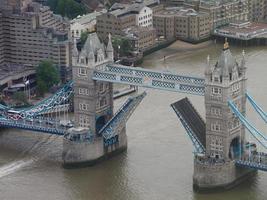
left=231, top=83, right=240, bottom=92
left=100, top=97, right=107, bottom=107
left=79, top=115, right=90, bottom=127
left=211, top=107, right=222, bottom=116
left=99, top=83, right=105, bottom=92
left=79, top=88, right=90, bottom=96
left=78, top=68, right=87, bottom=76
left=212, top=87, right=222, bottom=95
left=79, top=103, right=89, bottom=111
left=211, top=122, right=221, bottom=131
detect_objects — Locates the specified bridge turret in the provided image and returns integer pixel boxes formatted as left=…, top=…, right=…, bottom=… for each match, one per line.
left=194, top=40, right=252, bottom=190
left=204, top=40, right=247, bottom=160
left=64, top=32, right=127, bottom=167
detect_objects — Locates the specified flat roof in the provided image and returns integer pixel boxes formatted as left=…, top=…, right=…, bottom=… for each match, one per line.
left=214, top=22, right=267, bottom=40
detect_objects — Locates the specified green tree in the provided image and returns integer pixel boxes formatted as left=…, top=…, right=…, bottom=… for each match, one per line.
left=12, top=92, right=28, bottom=105
left=80, top=31, right=89, bottom=47
left=112, top=36, right=133, bottom=57
left=36, top=60, right=60, bottom=97
left=47, top=0, right=87, bottom=19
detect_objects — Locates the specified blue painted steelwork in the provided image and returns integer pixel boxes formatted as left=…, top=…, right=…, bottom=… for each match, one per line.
left=99, top=92, right=147, bottom=140
left=93, top=64, right=205, bottom=96
left=235, top=160, right=267, bottom=171
left=0, top=81, right=73, bottom=120
left=104, top=135, right=119, bottom=147
left=171, top=104, right=205, bottom=154
left=246, top=93, right=267, bottom=123
left=228, top=101, right=267, bottom=148
left=0, top=118, right=66, bottom=135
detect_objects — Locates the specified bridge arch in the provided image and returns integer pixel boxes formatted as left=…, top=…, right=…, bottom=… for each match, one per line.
left=96, top=115, right=108, bottom=135
left=229, top=137, right=241, bottom=159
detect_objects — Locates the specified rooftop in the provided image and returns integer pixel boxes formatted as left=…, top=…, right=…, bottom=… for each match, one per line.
left=214, top=21, right=267, bottom=40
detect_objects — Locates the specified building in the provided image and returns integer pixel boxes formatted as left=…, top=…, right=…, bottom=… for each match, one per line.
left=97, top=2, right=153, bottom=41
left=184, top=0, right=249, bottom=29
left=71, top=10, right=106, bottom=39
left=123, top=26, right=156, bottom=51
left=248, top=0, right=267, bottom=22
left=214, top=21, right=267, bottom=41
left=0, top=0, right=72, bottom=82
left=153, top=7, right=211, bottom=42
left=0, top=64, right=35, bottom=92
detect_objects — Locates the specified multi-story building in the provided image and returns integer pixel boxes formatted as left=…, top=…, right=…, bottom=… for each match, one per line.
left=184, top=0, right=249, bottom=29
left=248, top=0, right=267, bottom=22
left=0, top=0, right=72, bottom=82
left=153, top=8, right=211, bottom=42
left=97, top=3, right=153, bottom=41
left=71, top=10, right=106, bottom=39
left=123, top=26, right=156, bottom=51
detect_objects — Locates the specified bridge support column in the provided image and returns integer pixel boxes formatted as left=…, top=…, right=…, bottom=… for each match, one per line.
left=62, top=127, right=127, bottom=168
left=193, top=156, right=255, bottom=191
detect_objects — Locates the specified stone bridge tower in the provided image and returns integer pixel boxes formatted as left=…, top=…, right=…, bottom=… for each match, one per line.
left=62, top=33, right=127, bottom=167
left=193, top=41, right=254, bottom=190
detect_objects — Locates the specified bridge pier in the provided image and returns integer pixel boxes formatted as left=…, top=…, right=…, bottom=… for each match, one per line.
left=62, top=127, right=127, bottom=168
left=193, top=157, right=255, bottom=191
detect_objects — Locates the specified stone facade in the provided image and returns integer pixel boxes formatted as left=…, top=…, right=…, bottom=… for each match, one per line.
left=153, top=7, right=211, bottom=42
left=193, top=42, right=254, bottom=190
left=184, top=0, right=249, bottom=29
left=63, top=33, right=127, bottom=167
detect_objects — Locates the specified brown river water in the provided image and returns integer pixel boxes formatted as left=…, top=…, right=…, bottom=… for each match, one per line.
left=0, top=41, right=267, bottom=200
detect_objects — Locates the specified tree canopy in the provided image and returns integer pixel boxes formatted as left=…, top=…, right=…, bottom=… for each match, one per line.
left=12, top=92, right=29, bottom=106
left=112, top=36, right=133, bottom=58
left=46, top=0, right=87, bottom=19
left=36, top=60, right=60, bottom=96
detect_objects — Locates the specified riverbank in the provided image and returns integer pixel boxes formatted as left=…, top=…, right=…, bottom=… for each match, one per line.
left=144, top=40, right=214, bottom=63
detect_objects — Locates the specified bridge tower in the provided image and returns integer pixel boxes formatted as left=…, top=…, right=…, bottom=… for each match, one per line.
left=193, top=41, right=254, bottom=190
left=62, top=33, right=127, bottom=167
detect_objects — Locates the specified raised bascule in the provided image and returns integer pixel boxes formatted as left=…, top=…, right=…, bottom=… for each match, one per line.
left=0, top=33, right=267, bottom=191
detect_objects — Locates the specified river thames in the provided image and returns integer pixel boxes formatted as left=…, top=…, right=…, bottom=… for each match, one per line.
left=0, top=41, right=267, bottom=200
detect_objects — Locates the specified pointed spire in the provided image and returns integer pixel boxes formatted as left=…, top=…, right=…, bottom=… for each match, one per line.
left=107, top=33, right=113, bottom=51
left=106, top=33, right=114, bottom=61
left=72, top=38, right=79, bottom=57
left=205, top=55, right=212, bottom=75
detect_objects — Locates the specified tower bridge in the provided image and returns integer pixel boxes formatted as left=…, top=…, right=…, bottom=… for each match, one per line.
left=0, top=33, right=267, bottom=190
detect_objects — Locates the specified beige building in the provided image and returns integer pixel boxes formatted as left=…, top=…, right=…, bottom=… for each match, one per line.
left=123, top=26, right=156, bottom=51
left=71, top=10, right=107, bottom=39
left=0, top=0, right=72, bottom=82
left=153, top=8, right=211, bottom=42
left=97, top=0, right=161, bottom=42
left=184, top=0, right=249, bottom=29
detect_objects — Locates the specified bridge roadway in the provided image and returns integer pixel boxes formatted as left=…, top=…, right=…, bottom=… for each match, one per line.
left=0, top=117, right=69, bottom=135
left=93, top=64, right=205, bottom=96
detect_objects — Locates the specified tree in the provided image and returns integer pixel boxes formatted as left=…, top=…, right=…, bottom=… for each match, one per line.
left=112, top=36, right=133, bottom=57
left=12, top=92, right=28, bottom=105
left=36, top=60, right=60, bottom=97
left=80, top=31, right=89, bottom=47
left=46, top=0, right=87, bottom=19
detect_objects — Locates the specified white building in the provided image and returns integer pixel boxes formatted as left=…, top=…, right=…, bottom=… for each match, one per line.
left=71, top=10, right=106, bottom=39
left=136, top=6, right=153, bottom=27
